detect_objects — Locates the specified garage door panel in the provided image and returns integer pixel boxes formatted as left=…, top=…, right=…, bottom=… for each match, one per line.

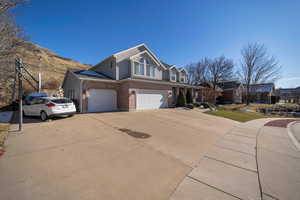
left=88, top=89, right=117, bottom=112
left=136, top=90, right=168, bottom=110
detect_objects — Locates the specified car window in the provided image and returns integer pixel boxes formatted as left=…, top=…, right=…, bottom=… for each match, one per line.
left=29, top=98, right=38, bottom=105
left=31, top=98, right=47, bottom=105
left=51, top=98, right=73, bottom=104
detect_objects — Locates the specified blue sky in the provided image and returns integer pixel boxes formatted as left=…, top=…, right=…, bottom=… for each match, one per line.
left=15, top=0, right=300, bottom=88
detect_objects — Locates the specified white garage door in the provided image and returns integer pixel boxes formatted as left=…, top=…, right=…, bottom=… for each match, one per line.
left=87, top=89, right=117, bottom=112
left=136, top=90, right=168, bottom=110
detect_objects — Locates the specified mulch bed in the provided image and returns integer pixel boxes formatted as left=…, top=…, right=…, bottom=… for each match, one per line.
left=264, top=119, right=298, bottom=128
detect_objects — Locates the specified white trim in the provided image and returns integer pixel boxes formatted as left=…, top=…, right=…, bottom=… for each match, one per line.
left=169, top=66, right=180, bottom=71
left=169, top=69, right=177, bottom=82
left=78, top=77, right=118, bottom=83
left=130, top=50, right=161, bottom=67
left=130, top=53, right=162, bottom=80
left=114, top=43, right=166, bottom=70
left=178, top=68, right=188, bottom=74
left=142, top=44, right=166, bottom=69
left=113, top=43, right=145, bottom=57
left=119, top=78, right=198, bottom=88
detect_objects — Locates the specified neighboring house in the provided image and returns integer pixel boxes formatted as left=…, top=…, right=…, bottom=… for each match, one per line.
left=276, top=87, right=300, bottom=103
left=62, top=44, right=200, bottom=113
left=244, top=83, right=276, bottom=104
left=196, top=82, right=223, bottom=103
left=217, top=81, right=243, bottom=104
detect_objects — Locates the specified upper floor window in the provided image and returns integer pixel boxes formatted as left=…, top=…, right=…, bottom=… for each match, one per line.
left=146, top=59, right=155, bottom=77
left=171, top=70, right=176, bottom=81
left=134, top=57, right=156, bottom=77
left=180, top=72, right=186, bottom=83
left=134, top=58, right=145, bottom=75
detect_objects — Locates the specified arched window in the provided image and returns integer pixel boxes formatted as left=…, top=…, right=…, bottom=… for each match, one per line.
left=134, top=57, right=156, bottom=77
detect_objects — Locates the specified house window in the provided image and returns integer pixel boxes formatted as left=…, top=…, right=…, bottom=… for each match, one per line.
left=146, top=65, right=150, bottom=76
left=134, top=58, right=145, bottom=75
left=180, top=72, right=186, bottom=83
left=135, top=57, right=156, bottom=77
left=150, top=65, right=155, bottom=77
left=171, top=70, right=176, bottom=81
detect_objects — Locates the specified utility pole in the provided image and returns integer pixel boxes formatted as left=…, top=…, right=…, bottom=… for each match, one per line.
left=15, top=58, right=40, bottom=132
left=16, top=58, right=23, bottom=132
left=38, top=56, right=42, bottom=93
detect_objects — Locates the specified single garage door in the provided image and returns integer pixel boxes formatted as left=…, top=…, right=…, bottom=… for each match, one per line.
left=87, top=89, right=117, bottom=112
left=136, top=90, right=168, bottom=110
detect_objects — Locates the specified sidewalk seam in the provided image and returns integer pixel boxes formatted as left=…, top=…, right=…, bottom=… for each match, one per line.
left=204, top=155, right=257, bottom=173
left=214, top=144, right=255, bottom=156
left=186, top=176, right=242, bottom=200
left=263, top=192, right=280, bottom=200
left=255, top=126, right=264, bottom=200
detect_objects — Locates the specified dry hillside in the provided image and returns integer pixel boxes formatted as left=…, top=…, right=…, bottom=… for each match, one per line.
left=0, top=40, right=91, bottom=107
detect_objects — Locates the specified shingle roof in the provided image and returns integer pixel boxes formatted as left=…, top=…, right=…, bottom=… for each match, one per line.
left=278, top=87, right=300, bottom=94
left=218, top=81, right=242, bottom=91
left=160, top=61, right=173, bottom=69
left=72, top=69, right=113, bottom=81
left=248, top=83, right=275, bottom=92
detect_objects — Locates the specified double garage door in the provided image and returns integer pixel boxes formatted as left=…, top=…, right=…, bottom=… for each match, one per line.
left=136, top=90, right=168, bottom=110
left=87, top=89, right=117, bottom=112
left=87, top=89, right=168, bottom=112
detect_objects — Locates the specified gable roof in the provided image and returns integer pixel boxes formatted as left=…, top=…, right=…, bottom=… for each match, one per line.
left=199, top=81, right=223, bottom=92
left=161, top=61, right=181, bottom=71
left=114, top=43, right=166, bottom=69
left=278, top=87, right=300, bottom=94
left=248, top=83, right=275, bottom=93
left=130, top=50, right=161, bottom=67
left=218, top=81, right=242, bottom=91
left=178, top=67, right=188, bottom=74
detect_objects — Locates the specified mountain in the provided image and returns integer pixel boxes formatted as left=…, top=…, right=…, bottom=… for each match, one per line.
left=0, top=40, right=91, bottom=108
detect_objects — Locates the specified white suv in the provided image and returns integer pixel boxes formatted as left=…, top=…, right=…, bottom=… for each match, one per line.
left=23, top=97, right=76, bottom=121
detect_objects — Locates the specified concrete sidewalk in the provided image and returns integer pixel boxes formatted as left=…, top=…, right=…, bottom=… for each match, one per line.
left=171, top=118, right=300, bottom=200
left=290, top=121, right=300, bottom=146
left=257, top=122, right=300, bottom=200
left=0, top=109, right=237, bottom=200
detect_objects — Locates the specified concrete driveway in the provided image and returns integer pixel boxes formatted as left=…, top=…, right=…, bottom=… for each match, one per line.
left=0, top=109, right=238, bottom=200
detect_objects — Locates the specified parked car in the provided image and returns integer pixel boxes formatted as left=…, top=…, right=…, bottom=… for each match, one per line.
left=23, top=97, right=76, bottom=121
left=24, top=92, right=48, bottom=104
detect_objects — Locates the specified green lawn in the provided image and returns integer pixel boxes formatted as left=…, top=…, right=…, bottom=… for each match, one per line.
left=205, top=109, right=273, bottom=122
left=0, top=123, right=9, bottom=147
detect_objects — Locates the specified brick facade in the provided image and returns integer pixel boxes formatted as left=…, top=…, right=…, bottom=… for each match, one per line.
left=80, top=79, right=192, bottom=112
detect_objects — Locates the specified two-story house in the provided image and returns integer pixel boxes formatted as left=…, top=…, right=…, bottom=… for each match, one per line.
left=62, top=44, right=198, bottom=113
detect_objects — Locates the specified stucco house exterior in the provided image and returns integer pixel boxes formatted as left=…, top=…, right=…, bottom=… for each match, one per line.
left=62, top=44, right=201, bottom=113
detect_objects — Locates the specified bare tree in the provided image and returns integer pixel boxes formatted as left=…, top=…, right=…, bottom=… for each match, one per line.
left=239, top=42, right=281, bottom=105
left=0, top=0, right=29, bottom=106
left=0, top=0, right=28, bottom=55
left=186, top=58, right=209, bottom=85
left=206, top=56, right=235, bottom=89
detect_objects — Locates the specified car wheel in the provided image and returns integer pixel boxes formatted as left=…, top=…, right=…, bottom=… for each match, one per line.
left=40, top=111, right=48, bottom=121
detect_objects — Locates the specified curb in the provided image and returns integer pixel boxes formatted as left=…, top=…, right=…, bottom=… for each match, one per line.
left=287, top=121, right=300, bottom=151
